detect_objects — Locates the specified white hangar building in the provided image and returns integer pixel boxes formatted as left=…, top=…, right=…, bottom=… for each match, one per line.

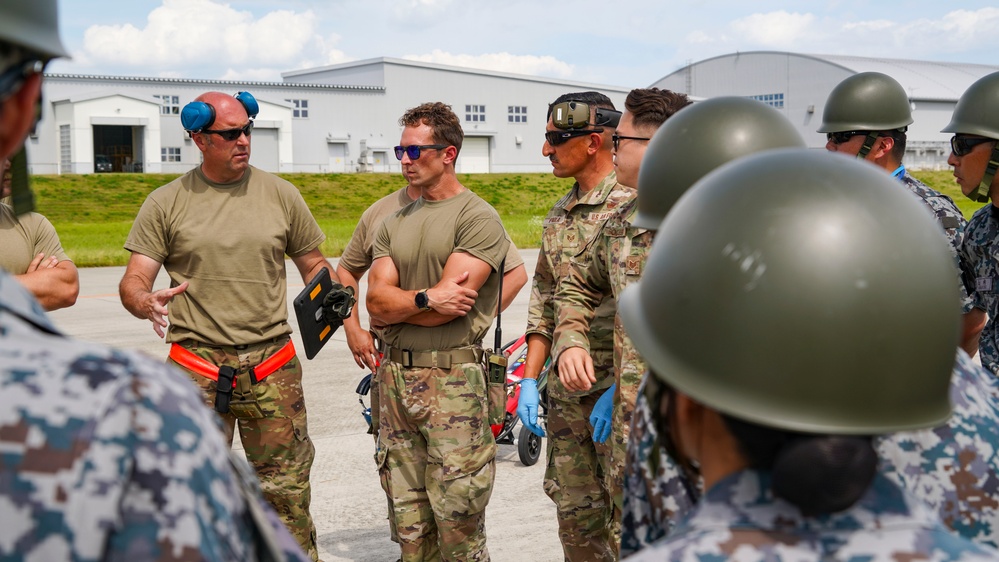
left=653, top=51, right=999, bottom=169
left=27, top=57, right=629, bottom=175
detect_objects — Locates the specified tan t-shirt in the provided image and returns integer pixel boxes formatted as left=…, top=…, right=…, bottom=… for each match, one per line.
left=124, top=166, right=325, bottom=346
left=340, top=186, right=523, bottom=275
left=0, top=203, right=70, bottom=273
left=372, top=189, right=509, bottom=351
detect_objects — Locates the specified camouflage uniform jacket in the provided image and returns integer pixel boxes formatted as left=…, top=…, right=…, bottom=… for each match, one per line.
left=962, top=203, right=999, bottom=374
left=623, top=470, right=999, bottom=561
left=619, top=374, right=696, bottom=557
left=0, top=271, right=309, bottom=561
left=878, top=348, right=999, bottom=548
left=898, top=168, right=973, bottom=313
left=620, top=349, right=999, bottom=555
left=552, top=193, right=652, bottom=390
left=526, top=171, right=634, bottom=397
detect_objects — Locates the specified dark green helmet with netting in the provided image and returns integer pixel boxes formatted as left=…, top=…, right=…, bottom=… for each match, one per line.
left=817, top=72, right=913, bottom=133
left=0, top=0, right=69, bottom=60
left=620, top=149, right=959, bottom=434
left=632, top=96, right=805, bottom=230
left=942, top=71, right=999, bottom=203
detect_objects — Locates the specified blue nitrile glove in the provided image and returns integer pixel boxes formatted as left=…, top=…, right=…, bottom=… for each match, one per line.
left=517, top=378, right=546, bottom=437
left=590, top=384, right=615, bottom=443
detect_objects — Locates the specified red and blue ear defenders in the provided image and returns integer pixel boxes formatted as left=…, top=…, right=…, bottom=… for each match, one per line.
left=181, top=91, right=259, bottom=133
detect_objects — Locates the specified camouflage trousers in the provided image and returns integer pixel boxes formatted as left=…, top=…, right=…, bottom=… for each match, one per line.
left=169, top=337, right=319, bottom=561
left=376, top=359, right=497, bottom=562
left=369, top=372, right=401, bottom=544
left=545, top=369, right=617, bottom=562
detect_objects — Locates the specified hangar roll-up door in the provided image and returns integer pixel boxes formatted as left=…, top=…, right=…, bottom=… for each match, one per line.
left=457, top=137, right=490, bottom=173
left=252, top=127, right=279, bottom=172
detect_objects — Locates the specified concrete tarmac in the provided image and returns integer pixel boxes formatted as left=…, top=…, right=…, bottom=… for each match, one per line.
left=47, top=250, right=564, bottom=562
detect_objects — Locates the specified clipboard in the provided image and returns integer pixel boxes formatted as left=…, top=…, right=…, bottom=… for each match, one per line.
left=293, top=267, right=335, bottom=360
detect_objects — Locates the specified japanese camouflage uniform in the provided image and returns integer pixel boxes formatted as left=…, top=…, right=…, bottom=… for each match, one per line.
left=896, top=168, right=973, bottom=313
left=552, top=193, right=652, bottom=523
left=620, top=349, right=999, bottom=555
left=963, top=203, right=999, bottom=374
left=0, top=270, right=310, bottom=562
left=623, top=470, right=999, bottom=561
left=526, top=170, right=635, bottom=561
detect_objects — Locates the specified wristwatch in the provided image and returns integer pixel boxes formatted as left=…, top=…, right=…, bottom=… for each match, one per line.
left=415, top=289, right=431, bottom=310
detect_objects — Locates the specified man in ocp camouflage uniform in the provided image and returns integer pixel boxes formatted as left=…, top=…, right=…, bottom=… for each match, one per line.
left=550, top=88, right=690, bottom=555
left=516, top=91, right=632, bottom=561
left=610, top=97, right=807, bottom=557
left=119, top=88, right=336, bottom=559
left=366, top=102, right=509, bottom=561
left=0, top=2, right=309, bottom=560
left=820, top=71, right=983, bottom=355
left=948, top=72, right=999, bottom=376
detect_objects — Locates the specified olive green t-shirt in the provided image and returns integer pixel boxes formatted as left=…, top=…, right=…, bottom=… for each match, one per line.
left=340, top=186, right=523, bottom=275
left=372, top=189, right=509, bottom=350
left=124, top=166, right=325, bottom=346
left=0, top=203, right=71, bottom=274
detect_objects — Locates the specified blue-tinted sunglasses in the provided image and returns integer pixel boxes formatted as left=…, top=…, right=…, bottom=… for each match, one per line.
left=394, top=144, right=448, bottom=160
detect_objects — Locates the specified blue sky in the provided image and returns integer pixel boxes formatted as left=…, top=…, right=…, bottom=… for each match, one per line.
left=51, top=0, right=999, bottom=87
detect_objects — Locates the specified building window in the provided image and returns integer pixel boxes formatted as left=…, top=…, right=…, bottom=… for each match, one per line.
left=508, top=105, right=527, bottom=123
left=466, top=104, right=486, bottom=123
left=59, top=124, right=70, bottom=172
left=286, top=99, right=309, bottom=118
left=161, top=147, right=181, bottom=162
left=747, top=93, right=784, bottom=109
left=154, top=94, right=180, bottom=115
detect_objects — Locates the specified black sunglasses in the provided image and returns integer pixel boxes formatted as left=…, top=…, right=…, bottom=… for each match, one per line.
left=545, top=129, right=602, bottom=146
left=203, top=121, right=253, bottom=141
left=825, top=131, right=869, bottom=145
left=612, top=133, right=651, bottom=151
left=950, top=135, right=996, bottom=157
left=394, top=144, right=448, bottom=160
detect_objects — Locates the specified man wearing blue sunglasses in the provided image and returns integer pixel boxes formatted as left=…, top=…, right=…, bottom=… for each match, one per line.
left=367, top=101, right=510, bottom=561
left=120, top=90, right=338, bottom=560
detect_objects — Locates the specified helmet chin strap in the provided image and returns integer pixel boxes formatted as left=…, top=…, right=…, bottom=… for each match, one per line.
left=968, top=144, right=999, bottom=204
left=856, top=131, right=880, bottom=160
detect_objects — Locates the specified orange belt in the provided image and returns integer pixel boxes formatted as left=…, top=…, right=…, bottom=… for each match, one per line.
left=169, top=340, right=296, bottom=386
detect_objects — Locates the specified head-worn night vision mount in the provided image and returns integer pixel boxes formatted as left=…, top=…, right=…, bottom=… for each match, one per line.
left=550, top=100, right=621, bottom=130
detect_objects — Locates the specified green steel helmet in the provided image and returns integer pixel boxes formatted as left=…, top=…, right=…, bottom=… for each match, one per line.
left=817, top=72, right=913, bottom=133
left=0, top=0, right=69, bottom=60
left=632, top=96, right=805, bottom=230
left=942, top=71, right=999, bottom=140
left=620, top=149, right=959, bottom=434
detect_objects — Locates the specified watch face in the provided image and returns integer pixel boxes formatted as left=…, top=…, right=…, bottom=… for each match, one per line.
left=416, top=291, right=429, bottom=310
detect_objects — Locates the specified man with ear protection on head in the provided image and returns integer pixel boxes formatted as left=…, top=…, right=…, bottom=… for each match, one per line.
left=519, top=91, right=633, bottom=561
left=120, top=90, right=337, bottom=560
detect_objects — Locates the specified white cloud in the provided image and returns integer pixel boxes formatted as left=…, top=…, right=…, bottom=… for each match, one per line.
left=80, top=0, right=339, bottom=78
left=403, top=49, right=574, bottom=79
left=729, top=11, right=817, bottom=47
left=678, top=7, right=999, bottom=63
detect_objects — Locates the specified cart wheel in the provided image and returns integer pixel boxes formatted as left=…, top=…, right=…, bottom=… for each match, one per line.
left=518, top=425, right=542, bottom=466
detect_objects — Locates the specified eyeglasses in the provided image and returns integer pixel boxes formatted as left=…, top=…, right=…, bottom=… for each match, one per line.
left=825, top=131, right=868, bottom=145
left=950, top=135, right=996, bottom=157
left=612, top=134, right=651, bottom=151
left=394, top=144, right=448, bottom=160
left=545, top=129, right=602, bottom=146
left=202, top=121, right=253, bottom=141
